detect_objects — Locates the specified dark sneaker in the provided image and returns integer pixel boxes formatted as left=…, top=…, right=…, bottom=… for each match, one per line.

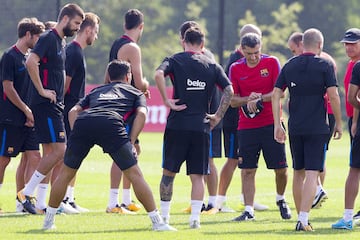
left=311, top=189, right=328, bottom=209
left=232, top=211, right=254, bottom=221
left=295, top=221, right=314, bottom=231
left=277, top=199, right=291, bottom=219
left=17, top=190, right=37, bottom=214
left=202, top=204, right=219, bottom=215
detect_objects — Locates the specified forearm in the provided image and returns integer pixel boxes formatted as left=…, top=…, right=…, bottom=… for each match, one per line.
left=271, top=88, right=282, bottom=126
left=68, top=105, right=82, bottom=130
left=3, top=83, right=29, bottom=113
left=215, top=85, right=234, bottom=119
left=129, top=109, right=146, bottom=144
left=155, top=71, right=168, bottom=103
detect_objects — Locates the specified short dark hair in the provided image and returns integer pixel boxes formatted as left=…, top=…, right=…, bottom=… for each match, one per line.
left=44, top=21, right=57, bottom=30
left=288, top=32, right=303, bottom=46
left=125, top=9, right=143, bottom=30
left=107, top=60, right=131, bottom=81
left=184, top=27, right=204, bottom=46
left=58, top=3, right=85, bottom=22
left=79, top=12, right=100, bottom=33
left=17, top=17, right=45, bottom=38
left=241, top=32, right=261, bottom=48
left=179, top=21, right=200, bottom=39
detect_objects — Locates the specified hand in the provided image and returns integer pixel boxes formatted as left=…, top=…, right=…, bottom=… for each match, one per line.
left=248, top=92, right=262, bottom=101
left=144, top=89, right=151, bottom=99
left=41, top=89, right=57, bottom=103
left=134, top=142, right=141, bottom=155
left=23, top=107, right=34, bottom=127
left=247, top=98, right=260, bottom=113
left=165, top=99, right=187, bottom=111
left=205, top=113, right=221, bottom=130
left=333, top=124, right=343, bottom=140
left=274, top=124, right=286, bottom=143
left=351, top=122, right=357, bottom=138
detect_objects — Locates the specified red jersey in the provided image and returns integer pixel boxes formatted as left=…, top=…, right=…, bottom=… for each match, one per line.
left=344, top=60, right=356, bottom=118
left=230, top=54, right=280, bottom=130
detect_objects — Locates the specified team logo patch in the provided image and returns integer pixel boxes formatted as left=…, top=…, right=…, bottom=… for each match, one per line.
left=59, top=131, right=66, bottom=139
left=7, top=147, right=14, bottom=154
left=260, top=68, right=269, bottom=77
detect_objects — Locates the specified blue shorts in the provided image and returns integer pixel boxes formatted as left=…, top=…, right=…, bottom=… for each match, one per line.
left=162, top=129, right=209, bottom=175
left=289, top=134, right=328, bottom=171
left=209, top=128, right=222, bottom=158
left=64, top=116, right=135, bottom=170
left=237, top=124, right=287, bottom=169
left=0, top=124, right=39, bottom=157
left=32, top=102, right=66, bottom=143
left=223, top=126, right=239, bottom=159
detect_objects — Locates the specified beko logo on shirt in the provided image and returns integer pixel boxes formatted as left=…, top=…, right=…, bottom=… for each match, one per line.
left=186, top=78, right=206, bottom=90
left=99, top=93, right=119, bottom=99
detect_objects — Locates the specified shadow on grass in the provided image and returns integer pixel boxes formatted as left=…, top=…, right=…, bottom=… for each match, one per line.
left=22, top=226, right=151, bottom=235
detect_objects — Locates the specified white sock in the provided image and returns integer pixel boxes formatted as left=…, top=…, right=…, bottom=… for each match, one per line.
left=0, top=183, right=2, bottom=190
left=35, top=183, right=48, bottom=209
left=122, top=188, right=131, bottom=205
left=298, top=211, right=309, bottom=225
left=245, top=205, right=254, bottom=216
left=216, top=195, right=226, bottom=209
left=344, top=209, right=353, bottom=222
left=160, top=200, right=171, bottom=218
left=66, top=186, right=75, bottom=202
left=316, top=184, right=322, bottom=194
left=190, top=200, right=203, bottom=222
left=148, top=210, right=163, bottom=224
left=208, top=195, right=216, bottom=207
left=45, top=206, right=57, bottom=223
left=276, top=194, right=285, bottom=202
left=23, top=170, right=46, bottom=196
left=108, top=188, right=119, bottom=208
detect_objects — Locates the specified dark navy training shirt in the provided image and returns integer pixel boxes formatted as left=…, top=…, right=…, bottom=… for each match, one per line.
left=275, top=53, right=337, bottom=135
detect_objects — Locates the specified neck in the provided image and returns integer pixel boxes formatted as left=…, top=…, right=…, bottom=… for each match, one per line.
left=184, top=45, right=202, bottom=53
left=54, top=25, right=65, bottom=39
left=74, top=33, right=87, bottom=49
left=124, top=30, right=138, bottom=43
left=15, top=39, right=28, bottom=54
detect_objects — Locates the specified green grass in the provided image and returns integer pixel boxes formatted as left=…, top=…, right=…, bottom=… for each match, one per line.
left=0, top=132, right=359, bottom=239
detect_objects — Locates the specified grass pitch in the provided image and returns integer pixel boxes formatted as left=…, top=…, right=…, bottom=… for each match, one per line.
left=0, top=132, right=359, bottom=239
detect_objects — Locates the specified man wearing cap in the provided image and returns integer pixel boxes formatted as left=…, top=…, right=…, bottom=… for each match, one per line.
left=332, top=28, right=360, bottom=230
left=229, top=32, right=291, bottom=222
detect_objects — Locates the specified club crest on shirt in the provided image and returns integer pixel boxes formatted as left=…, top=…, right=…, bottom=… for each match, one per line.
left=260, top=68, right=269, bottom=77
left=59, top=131, right=66, bottom=139
left=7, top=147, right=14, bottom=154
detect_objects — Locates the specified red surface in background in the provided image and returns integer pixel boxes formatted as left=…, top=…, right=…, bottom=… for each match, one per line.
left=85, top=84, right=172, bottom=132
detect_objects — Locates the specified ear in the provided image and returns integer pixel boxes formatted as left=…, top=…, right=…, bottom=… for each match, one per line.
left=138, top=22, right=144, bottom=31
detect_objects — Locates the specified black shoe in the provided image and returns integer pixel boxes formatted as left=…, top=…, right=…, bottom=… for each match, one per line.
left=17, top=190, right=37, bottom=214
left=354, top=210, right=360, bottom=220
left=295, top=221, right=313, bottom=231
left=201, top=203, right=206, bottom=212
left=232, top=211, right=254, bottom=221
left=277, top=199, right=291, bottom=219
left=311, top=189, right=328, bottom=209
left=204, top=203, right=214, bottom=211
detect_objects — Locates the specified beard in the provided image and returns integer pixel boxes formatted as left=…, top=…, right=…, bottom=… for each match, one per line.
left=63, top=22, right=77, bottom=37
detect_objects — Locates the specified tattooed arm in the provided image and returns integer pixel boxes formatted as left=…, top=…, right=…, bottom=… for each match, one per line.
left=207, top=85, right=234, bottom=130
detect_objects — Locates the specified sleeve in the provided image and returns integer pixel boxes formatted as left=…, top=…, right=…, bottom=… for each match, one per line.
left=274, top=67, right=287, bottom=91
left=271, top=57, right=281, bottom=86
left=215, top=64, right=231, bottom=90
left=350, top=61, right=360, bottom=87
left=31, top=34, right=50, bottom=59
left=0, top=53, right=15, bottom=83
left=134, top=94, right=147, bottom=109
left=229, top=63, right=240, bottom=95
left=65, top=45, right=80, bottom=78
left=156, top=56, right=172, bottom=77
left=78, top=93, right=90, bottom=109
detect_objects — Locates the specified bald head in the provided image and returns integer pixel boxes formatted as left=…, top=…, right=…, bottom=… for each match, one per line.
left=303, top=28, right=323, bottom=53
left=239, top=24, right=262, bottom=41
